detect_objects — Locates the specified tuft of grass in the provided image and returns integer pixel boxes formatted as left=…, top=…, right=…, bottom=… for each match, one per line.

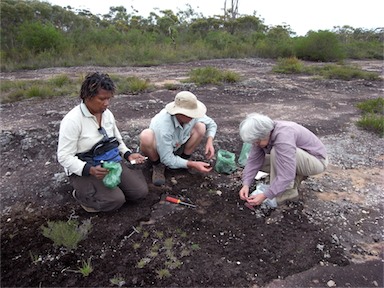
left=26, top=85, right=53, bottom=98
left=316, top=64, right=381, bottom=80
left=156, top=269, right=171, bottom=279
left=0, top=76, right=79, bottom=103
left=29, top=251, right=42, bottom=264
left=273, top=58, right=381, bottom=81
left=41, top=219, right=92, bottom=250
left=187, top=66, right=240, bottom=85
left=49, top=74, right=71, bottom=87
left=114, top=75, right=152, bottom=94
left=356, top=97, right=384, bottom=137
left=132, top=242, right=141, bottom=250
left=110, top=274, right=126, bottom=287
left=137, top=257, right=151, bottom=268
left=272, top=57, right=304, bottom=74
left=77, top=258, right=93, bottom=277
left=356, top=97, right=384, bottom=114
left=356, top=114, right=384, bottom=137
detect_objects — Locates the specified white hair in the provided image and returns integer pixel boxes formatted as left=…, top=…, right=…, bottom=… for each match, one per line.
left=239, top=113, right=274, bottom=143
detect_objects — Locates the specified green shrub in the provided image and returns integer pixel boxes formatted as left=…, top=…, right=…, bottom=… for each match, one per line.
left=41, top=219, right=92, bottom=250
left=294, top=31, right=345, bottom=62
left=16, top=21, right=65, bottom=53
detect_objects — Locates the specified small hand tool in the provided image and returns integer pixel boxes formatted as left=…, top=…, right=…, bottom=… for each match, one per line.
left=130, top=157, right=148, bottom=165
left=165, top=196, right=196, bottom=208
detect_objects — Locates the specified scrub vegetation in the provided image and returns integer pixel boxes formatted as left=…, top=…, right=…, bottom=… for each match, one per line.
left=1, top=0, right=383, bottom=71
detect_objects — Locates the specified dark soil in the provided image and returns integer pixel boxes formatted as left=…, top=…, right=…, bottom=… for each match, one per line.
left=1, top=58, right=383, bottom=287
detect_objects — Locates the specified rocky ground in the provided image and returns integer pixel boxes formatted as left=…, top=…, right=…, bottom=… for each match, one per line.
left=0, top=58, right=383, bottom=287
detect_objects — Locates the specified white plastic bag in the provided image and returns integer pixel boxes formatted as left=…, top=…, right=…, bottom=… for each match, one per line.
left=250, top=183, right=277, bottom=208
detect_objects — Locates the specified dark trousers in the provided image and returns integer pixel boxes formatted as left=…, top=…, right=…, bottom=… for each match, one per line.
left=70, top=163, right=148, bottom=212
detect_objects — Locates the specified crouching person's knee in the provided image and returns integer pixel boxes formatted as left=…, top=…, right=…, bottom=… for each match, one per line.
left=128, top=185, right=149, bottom=202
left=99, top=192, right=126, bottom=212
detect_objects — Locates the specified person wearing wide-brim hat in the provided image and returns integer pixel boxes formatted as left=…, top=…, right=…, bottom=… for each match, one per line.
left=139, top=91, right=217, bottom=186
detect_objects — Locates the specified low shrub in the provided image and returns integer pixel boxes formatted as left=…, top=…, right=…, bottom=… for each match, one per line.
left=41, top=219, right=92, bottom=250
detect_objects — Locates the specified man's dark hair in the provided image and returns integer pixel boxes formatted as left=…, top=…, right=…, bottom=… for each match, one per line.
left=80, top=72, right=116, bottom=100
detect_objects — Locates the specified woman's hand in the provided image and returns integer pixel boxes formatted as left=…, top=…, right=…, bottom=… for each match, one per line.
left=239, top=185, right=250, bottom=200
left=128, top=153, right=148, bottom=164
left=90, top=165, right=109, bottom=179
left=246, top=193, right=267, bottom=206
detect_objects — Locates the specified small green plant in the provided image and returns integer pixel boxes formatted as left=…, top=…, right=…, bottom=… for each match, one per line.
left=187, top=66, right=240, bottom=85
left=165, top=259, right=183, bottom=269
left=163, top=237, right=174, bottom=250
left=191, top=243, right=201, bottom=251
left=132, top=242, right=141, bottom=250
left=110, top=274, right=126, bottom=287
left=41, top=219, right=92, bottom=250
left=156, top=268, right=171, bottom=279
left=180, top=249, right=191, bottom=257
left=137, top=257, right=151, bottom=268
left=77, top=258, right=93, bottom=277
left=29, top=251, right=41, bottom=264
left=155, top=231, right=164, bottom=239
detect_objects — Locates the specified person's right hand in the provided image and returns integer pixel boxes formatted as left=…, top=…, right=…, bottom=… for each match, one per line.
left=239, top=185, right=250, bottom=200
left=90, top=165, right=109, bottom=180
left=188, top=161, right=213, bottom=173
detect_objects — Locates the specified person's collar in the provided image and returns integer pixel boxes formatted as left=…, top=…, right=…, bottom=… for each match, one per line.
left=80, top=101, right=94, bottom=118
left=171, top=114, right=183, bottom=128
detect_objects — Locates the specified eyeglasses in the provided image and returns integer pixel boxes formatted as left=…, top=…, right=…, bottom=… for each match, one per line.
left=98, top=127, right=109, bottom=141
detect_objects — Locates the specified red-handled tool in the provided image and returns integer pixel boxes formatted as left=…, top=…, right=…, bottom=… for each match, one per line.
left=165, top=196, right=196, bottom=208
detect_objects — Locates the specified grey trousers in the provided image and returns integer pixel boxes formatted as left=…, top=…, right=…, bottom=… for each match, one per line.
left=70, top=163, right=148, bottom=212
left=262, top=147, right=328, bottom=190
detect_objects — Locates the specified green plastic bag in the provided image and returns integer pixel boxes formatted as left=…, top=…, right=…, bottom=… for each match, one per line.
left=238, top=142, right=252, bottom=167
left=102, top=161, right=122, bottom=188
left=214, top=149, right=237, bottom=174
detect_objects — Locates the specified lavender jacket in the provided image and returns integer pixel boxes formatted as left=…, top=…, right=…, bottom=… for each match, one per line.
left=242, top=121, right=327, bottom=199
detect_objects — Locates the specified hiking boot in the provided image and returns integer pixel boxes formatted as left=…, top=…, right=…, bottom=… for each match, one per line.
left=72, top=190, right=98, bottom=213
left=276, top=188, right=299, bottom=205
left=152, top=163, right=166, bottom=186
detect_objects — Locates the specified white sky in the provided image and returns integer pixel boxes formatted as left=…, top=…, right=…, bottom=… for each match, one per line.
left=46, top=0, right=383, bottom=36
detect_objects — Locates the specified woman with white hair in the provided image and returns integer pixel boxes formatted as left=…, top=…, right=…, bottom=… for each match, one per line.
left=238, top=113, right=328, bottom=206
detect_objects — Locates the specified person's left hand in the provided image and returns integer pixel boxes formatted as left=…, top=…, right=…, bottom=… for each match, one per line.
left=246, top=193, right=267, bottom=206
left=128, top=153, right=147, bottom=164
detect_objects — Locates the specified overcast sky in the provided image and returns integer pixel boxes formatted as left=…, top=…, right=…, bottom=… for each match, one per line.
left=46, top=0, right=383, bottom=36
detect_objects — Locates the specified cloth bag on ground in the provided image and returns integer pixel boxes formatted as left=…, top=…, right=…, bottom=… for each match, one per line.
left=102, top=161, right=122, bottom=188
left=238, top=142, right=252, bottom=167
left=250, top=183, right=277, bottom=208
left=214, top=149, right=237, bottom=174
